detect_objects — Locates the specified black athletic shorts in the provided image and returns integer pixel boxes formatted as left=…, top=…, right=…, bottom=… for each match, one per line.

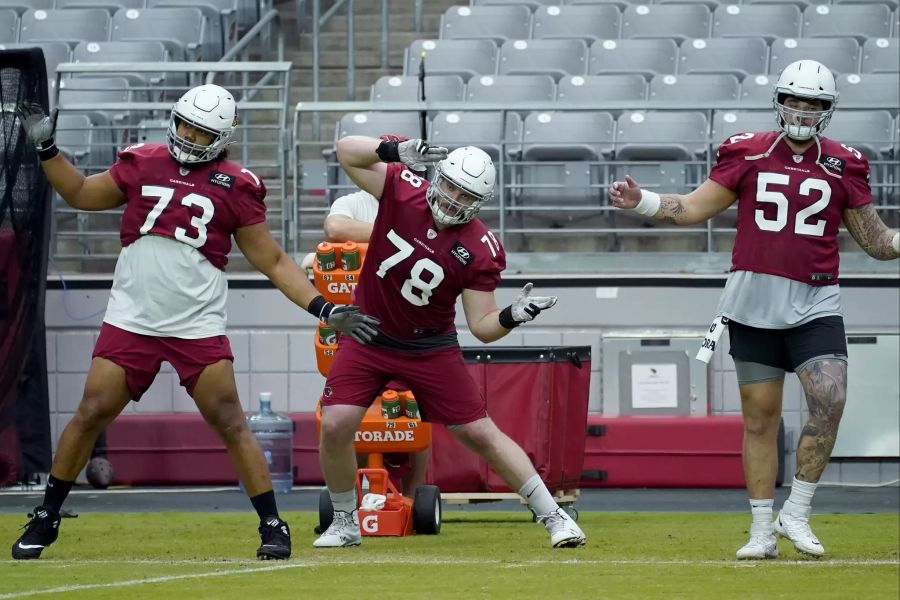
left=728, top=315, right=848, bottom=373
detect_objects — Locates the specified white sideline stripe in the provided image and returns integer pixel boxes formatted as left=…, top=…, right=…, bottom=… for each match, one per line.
left=0, top=557, right=897, bottom=599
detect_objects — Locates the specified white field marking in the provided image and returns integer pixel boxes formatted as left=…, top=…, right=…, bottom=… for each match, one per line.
left=0, top=557, right=896, bottom=598
left=0, top=557, right=896, bottom=569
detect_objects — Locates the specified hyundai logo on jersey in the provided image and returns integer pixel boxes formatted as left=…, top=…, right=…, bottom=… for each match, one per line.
left=209, top=171, right=234, bottom=189
left=821, top=155, right=845, bottom=175
left=450, top=241, right=473, bottom=266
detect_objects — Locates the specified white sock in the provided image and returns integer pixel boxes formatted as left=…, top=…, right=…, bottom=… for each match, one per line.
left=518, top=474, right=558, bottom=517
left=783, top=477, right=817, bottom=513
left=749, top=498, right=774, bottom=533
left=329, top=488, right=357, bottom=515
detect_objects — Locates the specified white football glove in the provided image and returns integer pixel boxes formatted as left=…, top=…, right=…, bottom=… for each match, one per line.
left=499, top=283, right=558, bottom=329
left=397, top=139, right=448, bottom=171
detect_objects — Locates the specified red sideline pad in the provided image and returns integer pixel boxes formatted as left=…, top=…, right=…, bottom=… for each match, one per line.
left=581, top=415, right=746, bottom=488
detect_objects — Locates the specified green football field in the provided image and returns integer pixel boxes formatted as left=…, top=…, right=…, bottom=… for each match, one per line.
left=0, top=512, right=897, bottom=599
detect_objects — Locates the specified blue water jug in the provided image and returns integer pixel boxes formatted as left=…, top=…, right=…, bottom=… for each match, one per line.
left=244, top=392, right=294, bottom=493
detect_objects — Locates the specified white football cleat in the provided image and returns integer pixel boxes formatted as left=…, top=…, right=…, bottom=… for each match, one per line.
left=538, top=508, right=586, bottom=548
left=736, top=528, right=778, bottom=560
left=313, top=510, right=362, bottom=548
left=775, top=507, right=825, bottom=557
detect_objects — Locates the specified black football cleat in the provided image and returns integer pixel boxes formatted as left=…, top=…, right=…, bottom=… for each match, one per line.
left=257, top=516, right=291, bottom=560
left=11, top=506, right=60, bottom=560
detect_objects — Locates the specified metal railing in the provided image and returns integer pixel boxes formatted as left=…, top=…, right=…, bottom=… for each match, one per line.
left=51, top=61, right=292, bottom=272
left=292, top=100, right=900, bottom=256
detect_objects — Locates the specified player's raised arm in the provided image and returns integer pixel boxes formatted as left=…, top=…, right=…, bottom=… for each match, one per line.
left=608, top=174, right=736, bottom=226
left=842, top=204, right=900, bottom=260
left=16, top=102, right=125, bottom=211
left=336, top=135, right=447, bottom=200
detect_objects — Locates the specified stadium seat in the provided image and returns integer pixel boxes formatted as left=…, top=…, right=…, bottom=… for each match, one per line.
left=677, top=38, right=769, bottom=79
left=0, top=9, right=19, bottom=43
left=862, top=38, right=900, bottom=73
left=19, top=9, right=111, bottom=46
left=832, top=0, right=898, bottom=10
left=802, top=4, right=892, bottom=43
left=0, top=0, right=52, bottom=15
left=521, top=111, right=615, bottom=160
left=741, top=0, right=829, bottom=8
left=498, top=38, right=588, bottom=80
left=111, top=7, right=205, bottom=62
left=825, top=110, right=895, bottom=160
left=58, top=76, right=133, bottom=165
left=335, top=111, right=423, bottom=143
left=136, top=118, right=170, bottom=143
left=556, top=74, right=647, bottom=107
left=712, top=4, right=802, bottom=43
left=439, top=5, right=531, bottom=44
left=621, top=4, right=711, bottom=43
left=73, top=41, right=170, bottom=90
left=405, top=39, right=498, bottom=81
left=710, top=110, right=777, bottom=148
left=147, top=0, right=240, bottom=59
left=648, top=74, right=741, bottom=106
left=55, top=0, right=144, bottom=13
left=370, top=75, right=465, bottom=103
left=588, top=38, right=678, bottom=78
left=429, top=111, right=523, bottom=160
left=739, top=74, right=776, bottom=109
left=466, top=74, right=556, bottom=107
left=471, top=0, right=556, bottom=8
left=769, top=38, right=861, bottom=75
left=837, top=73, right=900, bottom=110
left=54, top=113, right=93, bottom=165
left=614, top=111, right=708, bottom=160
left=531, top=5, right=620, bottom=43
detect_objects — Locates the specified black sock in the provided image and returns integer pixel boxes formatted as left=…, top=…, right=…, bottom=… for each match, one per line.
left=42, top=475, right=74, bottom=513
left=249, top=490, right=279, bottom=521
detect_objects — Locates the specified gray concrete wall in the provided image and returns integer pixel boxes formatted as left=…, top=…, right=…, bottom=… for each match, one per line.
left=44, top=279, right=900, bottom=486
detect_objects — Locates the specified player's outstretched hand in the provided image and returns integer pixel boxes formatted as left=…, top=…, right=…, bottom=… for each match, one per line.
left=324, top=305, right=381, bottom=344
left=608, top=175, right=643, bottom=210
left=397, top=139, right=448, bottom=171
left=15, top=102, right=57, bottom=150
left=510, top=282, right=558, bottom=324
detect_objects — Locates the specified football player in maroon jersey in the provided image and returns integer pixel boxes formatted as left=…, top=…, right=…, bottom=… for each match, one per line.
left=12, top=84, right=379, bottom=561
left=312, top=137, right=586, bottom=549
left=609, top=60, right=900, bottom=559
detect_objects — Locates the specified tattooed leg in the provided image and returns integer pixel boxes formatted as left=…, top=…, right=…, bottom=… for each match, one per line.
left=795, top=358, right=848, bottom=483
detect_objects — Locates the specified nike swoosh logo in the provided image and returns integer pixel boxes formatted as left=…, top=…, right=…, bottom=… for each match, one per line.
left=17, top=543, right=45, bottom=549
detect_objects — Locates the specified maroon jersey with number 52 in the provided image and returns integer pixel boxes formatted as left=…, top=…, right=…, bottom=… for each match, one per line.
left=708, top=131, right=872, bottom=285
left=109, top=142, right=267, bottom=270
left=354, top=164, right=506, bottom=340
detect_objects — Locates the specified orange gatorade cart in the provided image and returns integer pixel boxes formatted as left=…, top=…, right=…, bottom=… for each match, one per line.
left=311, top=241, right=442, bottom=537
left=314, top=391, right=440, bottom=536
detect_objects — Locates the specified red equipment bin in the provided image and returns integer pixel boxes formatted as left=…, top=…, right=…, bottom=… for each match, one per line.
left=429, top=346, right=591, bottom=494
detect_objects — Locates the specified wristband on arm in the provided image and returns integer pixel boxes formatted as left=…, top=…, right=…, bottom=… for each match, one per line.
left=632, top=190, right=661, bottom=217
left=306, top=295, right=334, bottom=321
left=37, top=140, right=59, bottom=161
left=375, top=140, right=401, bottom=163
left=498, top=305, right=521, bottom=329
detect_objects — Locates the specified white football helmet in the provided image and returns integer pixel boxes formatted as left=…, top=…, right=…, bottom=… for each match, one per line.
left=426, top=146, right=495, bottom=226
left=167, top=84, right=237, bottom=164
left=773, top=60, right=838, bottom=141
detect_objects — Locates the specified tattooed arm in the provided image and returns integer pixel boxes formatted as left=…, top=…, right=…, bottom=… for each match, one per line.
left=843, top=204, right=900, bottom=260
left=608, top=176, right=737, bottom=226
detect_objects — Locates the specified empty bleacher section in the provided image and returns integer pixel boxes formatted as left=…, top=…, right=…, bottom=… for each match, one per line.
left=1, top=0, right=897, bottom=270
left=293, top=0, right=899, bottom=258
left=0, top=0, right=286, bottom=272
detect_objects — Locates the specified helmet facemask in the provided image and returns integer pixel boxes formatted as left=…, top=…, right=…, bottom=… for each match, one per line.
left=425, top=147, right=496, bottom=226
left=167, top=114, right=227, bottom=164
left=774, top=94, right=834, bottom=141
